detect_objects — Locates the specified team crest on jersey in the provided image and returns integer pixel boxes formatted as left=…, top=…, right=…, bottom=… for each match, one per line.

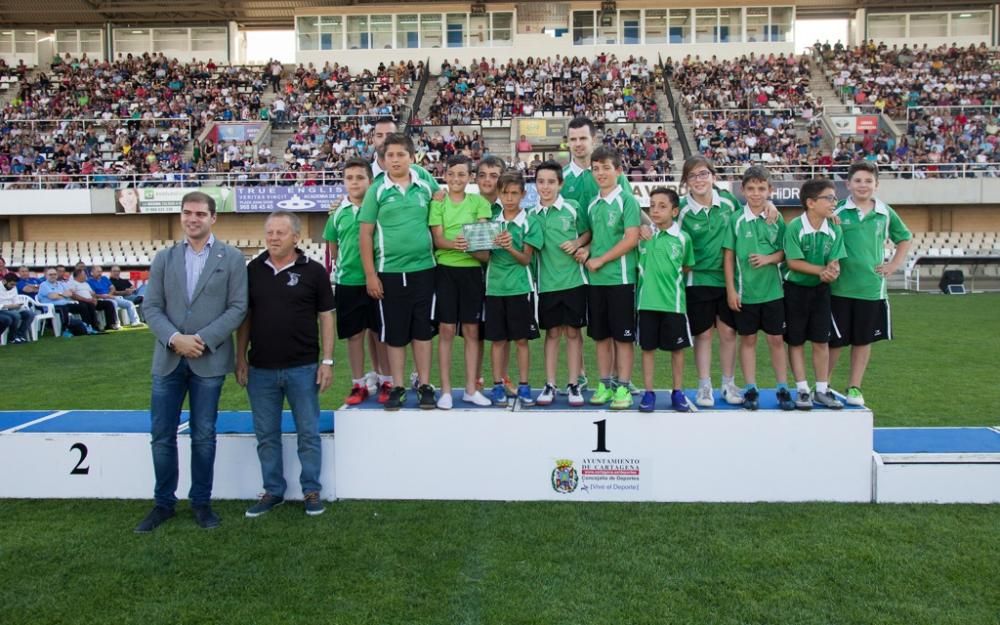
left=287, top=273, right=300, bottom=287
left=606, top=211, right=620, bottom=227
left=561, top=216, right=574, bottom=232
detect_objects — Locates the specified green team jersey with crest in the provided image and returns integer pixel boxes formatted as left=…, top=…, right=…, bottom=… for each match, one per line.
left=833, top=196, right=912, bottom=300
left=359, top=169, right=440, bottom=274
left=722, top=205, right=786, bottom=304
left=783, top=214, right=846, bottom=287
left=587, top=187, right=642, bottom=286
left=637, top=223, right=695, bottom=313
left=678, top=187, right=741, bottom=288
left=561, top=160, right=633, bottom=210
left=428, top=193, right=492, bottom=268
left=529, top=196, right=590, bottom=293
left=486, top=209, right=544, bottom=296
left=489, top=199, right=503, bottom=220
left=323, top=199, right=366, bottom=286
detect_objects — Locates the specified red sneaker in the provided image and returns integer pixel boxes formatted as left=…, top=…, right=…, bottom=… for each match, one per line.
left=376, top=381, right=393, bottom=404
left=345, top=383, right=369, bottom=406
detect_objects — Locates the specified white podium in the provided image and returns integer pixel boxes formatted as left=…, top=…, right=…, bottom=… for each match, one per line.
left=334, top=407, right=874, bottom=503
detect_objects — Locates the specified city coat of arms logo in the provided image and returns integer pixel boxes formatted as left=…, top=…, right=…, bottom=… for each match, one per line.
left=551, top=459, right=579, bottom=494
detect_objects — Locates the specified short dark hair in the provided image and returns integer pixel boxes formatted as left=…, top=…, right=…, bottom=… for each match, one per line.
left=478, top=155, right=506, bottom=172
left=373, top=116, right=398, bottom=130
left=343, top=157, right=373, bottom=180
left=181, top=190, right=216, bottom=215
left=446, top=154, right=473, bottom=171
left=534, top=160, right=563, bottom=183
left=3, top=272, right=18, bottom=282
left=590, top=146, right=622, bottom=170
left=800, top=178, right=835, bottom=209
left=72, top=268, right=86, bottom=279
left=741, top=165, right=771, bottom=186
left=847, top=160, right=879, bottom=180
left=649, top=187, right=679, bottom=208
left=498, top=169, right=526, bottom=192
left=568, top=116, right=597, bottom=136
left=380, top=133, right=415, bottom=157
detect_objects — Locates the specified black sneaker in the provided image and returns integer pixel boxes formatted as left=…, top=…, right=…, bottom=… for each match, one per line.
left=742, top=387, right=759, bottom=411
left=245, top=493, right=284, bottom=518
left=303, top=491, right=325, bottom=516
left=776, top=387, right=796, bottom=411
left=134, top=505, right=175, bottom=533
left=418, top=384, right=436, bottom=410
left=384, top=386, right=406, bottom=411
left=192, top=504, right=221, bottom=529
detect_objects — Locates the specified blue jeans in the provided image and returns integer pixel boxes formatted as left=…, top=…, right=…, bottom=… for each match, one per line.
left=0, top=309, right=34, bottom=340
left=247, top=364, right=322, bottom=497
left=150, top=359, right=225, bottom=508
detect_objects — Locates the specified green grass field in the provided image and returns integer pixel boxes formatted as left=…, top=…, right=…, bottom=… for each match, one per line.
left=2, top=293, right=999, bottom=624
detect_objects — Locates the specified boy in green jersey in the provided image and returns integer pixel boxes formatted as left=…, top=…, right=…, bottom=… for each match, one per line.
left=561, top=117, right=639, bottom=394
left=529, top=161, right=591, bottom=408
left=582, top=146, right=641, bottom=410
left=473, top=156, right=514, bottom=396
left=783, top=178, right=847, bottom=411
left=484, top=170, right=543, bottom=407
left=324, top=157, right=385, bottom=406
left=428, top=154, right=493, bottom=409
left=723, top=166, right=795, bottom=411
left=636, top=188, right=695, bottom=413
left=829, top=161, right=912, bottom=407
left=359, top=133, right=440, bottom=411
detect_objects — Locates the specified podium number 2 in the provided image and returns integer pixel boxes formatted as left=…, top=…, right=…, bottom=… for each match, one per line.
left=592, top=420, right=610, bottom=453
left=70, top=443, right=90, bottom=475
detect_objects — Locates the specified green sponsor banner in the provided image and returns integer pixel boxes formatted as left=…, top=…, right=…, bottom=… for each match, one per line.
left=115, top=187, right=236, bottom=214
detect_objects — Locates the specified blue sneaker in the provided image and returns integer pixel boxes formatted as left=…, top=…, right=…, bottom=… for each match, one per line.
left=639, top=390, right=656, bottom=412
left=671, top=390, right=691, bottom=412
left=517, top=383, right=534, bottom=406
left=491, top=383, right=508, bottom=407
left=61, top=330, right=73, bottom=338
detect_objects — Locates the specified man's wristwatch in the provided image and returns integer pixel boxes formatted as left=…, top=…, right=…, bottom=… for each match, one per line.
left=321, top=359, right=334, bottom=366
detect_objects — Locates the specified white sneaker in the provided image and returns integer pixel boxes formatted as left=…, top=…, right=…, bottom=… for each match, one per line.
left=462, top=390, right=492, bottom=407
left=695, top=385, right=715, bottom=407
left=721, top=382, right=744, bottom=405
left=364, top=371, right=379, bottom=395
left=436, top=393, right=453, bottom=410
left=536, top=384, right=556, bottom=406
left=567, top=384, right=585, bottom=407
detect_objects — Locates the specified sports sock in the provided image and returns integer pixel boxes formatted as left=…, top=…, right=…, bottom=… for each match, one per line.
left=816, top=381, right=829, bottom=393
left=699, top=377, right=712, bottom=389
left=776, top=382, right=788, bottom=391
left=796, top=380, right=810, bottom=393
left=745, top=383, right=757, bottom=391
left=722, top=375, right=735, bottom=386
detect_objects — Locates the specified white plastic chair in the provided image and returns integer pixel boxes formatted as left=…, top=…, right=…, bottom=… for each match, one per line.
left=28, top=295, right=61, bottom=338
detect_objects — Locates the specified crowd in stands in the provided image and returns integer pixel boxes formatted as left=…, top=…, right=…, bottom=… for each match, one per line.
left=598, top=125, right=674, bottom=179
left=427, top=55, right=663, bottom=125
left=674, top=54, right=822, bottom=172
left=0, top=53, right=420, bottom=187
left=815, top=40, right=1000, bottom=175
left=818, top=41, right=999, bottom=119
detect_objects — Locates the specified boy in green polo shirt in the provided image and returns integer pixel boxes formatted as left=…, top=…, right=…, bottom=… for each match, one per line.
left=583, top=146, right=641, bottom=410
left=723, top=166, right=795, bottom=411
left=783, top=178, right=847, bottom=411
left=484, top=170, right=543, bottom=407
left=324, top=157, right=385, bottom=406
left=359, top=133, right=441, bottom=411
left=830, top=161, right=912, bottom=406
left=428, top=154, right=493, bottom=409
left=529, top=160, right=591, bottom=407
left=636, top=188, right=695, bottom=413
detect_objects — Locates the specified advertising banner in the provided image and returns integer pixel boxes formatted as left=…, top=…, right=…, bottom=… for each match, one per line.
left=235, top=185, right=349, bottom=213
left=113, top=187, right=236, bottom=214
left=0, top=189, right=92, bottom=215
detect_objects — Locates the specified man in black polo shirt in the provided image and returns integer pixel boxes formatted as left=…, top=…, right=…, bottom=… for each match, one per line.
left=236, top=210, right=335, bottom=517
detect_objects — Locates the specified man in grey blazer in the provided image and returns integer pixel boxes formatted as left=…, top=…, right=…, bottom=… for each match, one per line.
left=135, top=191, right=248, bottom=533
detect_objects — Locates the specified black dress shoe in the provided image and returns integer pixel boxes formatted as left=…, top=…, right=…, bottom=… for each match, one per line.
left=192, top=505, right=221, bottom=529
left=134, top=506, right=175, bottom=533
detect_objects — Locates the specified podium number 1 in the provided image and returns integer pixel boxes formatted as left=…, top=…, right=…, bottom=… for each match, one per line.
left=70, top=442, right=90, bottom=475
left=592, top=420, right=610, bottom=453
